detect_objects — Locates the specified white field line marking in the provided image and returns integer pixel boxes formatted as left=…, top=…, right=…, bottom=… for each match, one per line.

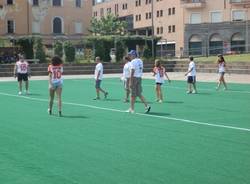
left=104, top=80, right=250, bottom=94
left=0, top=92, right=250, bottom=133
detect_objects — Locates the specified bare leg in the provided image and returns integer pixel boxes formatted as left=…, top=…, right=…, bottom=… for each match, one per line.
left=96, top=88, right=100, bottom=99
left=18, top=81, right=22, bottom=93
left=221, top=76, right=227, bottom=90
left=192, top=83, right=197, bottom=93
left=130, top=96, right=136, bottom=111
left=139, top=95, right=148, bottom=108
left=49, top=88, right=55, bottom=114
left=56, top=87, right=62, bottom=116
left=25, top=81, right=29, bottom=93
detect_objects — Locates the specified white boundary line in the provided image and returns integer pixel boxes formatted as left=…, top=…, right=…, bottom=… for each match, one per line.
left=0, top=92, right=249, bottom=133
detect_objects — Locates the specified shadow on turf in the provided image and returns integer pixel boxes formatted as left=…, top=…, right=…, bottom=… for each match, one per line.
left=148, top=112, right=171, bottom=116
left=164, top=101, right=184, bottom=104
left=60, top=115, right=88, bottom=119
left=104, top=98, right=121, bottom=102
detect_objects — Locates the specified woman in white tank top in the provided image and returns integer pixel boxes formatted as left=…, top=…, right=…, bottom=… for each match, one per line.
left=216, top=54, right=228, bottom=91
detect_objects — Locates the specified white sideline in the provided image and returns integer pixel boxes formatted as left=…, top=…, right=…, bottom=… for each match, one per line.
left=0, top=91, right=249, bottom=133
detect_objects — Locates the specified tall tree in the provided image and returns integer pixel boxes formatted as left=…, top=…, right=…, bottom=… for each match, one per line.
left=90, top=13, right=127, bottom=36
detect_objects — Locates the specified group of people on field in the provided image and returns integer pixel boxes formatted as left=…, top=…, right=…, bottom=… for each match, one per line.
left=13, top=52, right=229, bottom=117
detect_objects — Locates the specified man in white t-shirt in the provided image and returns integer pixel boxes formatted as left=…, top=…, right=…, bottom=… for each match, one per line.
left=13, top=53, right=31, bottom=95
left=185, top=56, right=197, bottom=94
left=94, top=56, right=108, bottom=100
left=127, top=50, right=151, bottom=113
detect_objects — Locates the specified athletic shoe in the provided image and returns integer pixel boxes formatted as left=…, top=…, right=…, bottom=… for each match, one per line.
left=155, top=99, right=159, bottom=102
left=93, top=97, right=100, bottom=100
left=48, top=109, right=52, bottom=115
left=192, top=90, right=197, bottom=94
left=25, top=91, right=30, bottom=95
left=104, top=92, right=108, bottom=99
left=223, top=88, right=228, bottom=91
left=186, top=91, right=191, bottom=94
left=18, top=91, right=22, bottom=95
left=126, top=108, right=135, bottom=113
left=124, top=99, right=129, bottom=103
left=159, top=100, right=163, bottom=103
left=145, top=106, right=151, bottom=113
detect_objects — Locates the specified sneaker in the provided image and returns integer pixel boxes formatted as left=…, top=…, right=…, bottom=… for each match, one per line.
left=158, top=100, right=163, bottom=103
left=93, top=97, right=100, bottom=100
left=126, top=108, right=135, bottom=113
left=104, top=92, right=108, bottom=99
left=48, top=109, right=52, bottom=115
left=123, top=99, right=129, bottom=103
left=155, top=99, right=159, bottom=102
left=223, top=87, right=228, bottom=91
left=186, top=91, right=191, bottom=94
left=18, top=91, right=22, bottom=95
left=192, top=90, right=197, bottom=94
left=145, top=106, right=151, bottom=113
left=25, top=91, right=30, bottom=95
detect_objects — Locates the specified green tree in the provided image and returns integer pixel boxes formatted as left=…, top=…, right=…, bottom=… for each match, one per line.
left=16, top=37, right=34, bottom=59
left=54, top=41, right=63, bottom=58
left=90, top=13, right=127, bottom=35
left=34, top=37, right=46, bottom=63
left=64, top=41, right=75, bottom=63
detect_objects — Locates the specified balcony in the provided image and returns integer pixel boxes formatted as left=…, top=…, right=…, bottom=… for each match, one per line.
left=181, top=0, right=206, bottom=9
left=230, top=0, right=250, bottom=4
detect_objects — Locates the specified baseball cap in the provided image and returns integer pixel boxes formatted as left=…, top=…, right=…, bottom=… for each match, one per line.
left=128, top=50, right=138, bottom=57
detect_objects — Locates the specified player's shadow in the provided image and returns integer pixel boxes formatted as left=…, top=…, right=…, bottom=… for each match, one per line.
left=149, top=112, right=171, bottom=116
left=164, top=101, right=184, bottom=104
left=61, top=115, right=88, bottom=119
left=104, top=98, right=121, bottom=102
left=28, top=93, right=42, bottom=96
left=196, top=92, right=211, bottom=95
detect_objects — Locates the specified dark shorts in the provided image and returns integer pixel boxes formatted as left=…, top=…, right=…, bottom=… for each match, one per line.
left=187, top=76, right=196, bottom=84
left=219, top=72, right=225, bottom=77
left=95, top=80, right=102, bottom=89
left=17, top=73, right=28, bottom=82
left=130, top=77, right=142, bottom=97
left=156, top=82, right=163, bottom=86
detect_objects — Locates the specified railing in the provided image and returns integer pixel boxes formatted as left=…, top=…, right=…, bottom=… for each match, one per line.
left=230, top=0, right=250, bottom=4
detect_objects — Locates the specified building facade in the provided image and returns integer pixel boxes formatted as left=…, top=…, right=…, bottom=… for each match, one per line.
left=0, top=0, right=92, bottom=43
left=93, top=0, right=250, bottom=57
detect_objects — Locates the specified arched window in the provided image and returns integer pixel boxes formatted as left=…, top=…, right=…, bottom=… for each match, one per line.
left=231, top=33, right=245, bottom=53
left=209, top=33, right=223, bottom=55
left=53, top=17, right=63, bottom=34
left=189, top=35, right=202, bottom=56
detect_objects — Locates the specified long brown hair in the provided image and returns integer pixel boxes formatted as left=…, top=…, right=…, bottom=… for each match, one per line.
left=217, top=54, right=225, bottom=64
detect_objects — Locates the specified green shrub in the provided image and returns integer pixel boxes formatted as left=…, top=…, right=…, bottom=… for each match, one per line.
left=64, top=41, right=75, bottom=62
left=34, top=38, right=46, bottom=63
left=54, top=41, right=63, bottom=58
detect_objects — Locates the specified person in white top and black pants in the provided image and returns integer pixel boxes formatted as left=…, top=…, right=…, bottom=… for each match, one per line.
left=13, top=53, right=31, bottom=95
left=127, top=50, right=151, bottom=113
left=185, top=56, right=197, bottom=94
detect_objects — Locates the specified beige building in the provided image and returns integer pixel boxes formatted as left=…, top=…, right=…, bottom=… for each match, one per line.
left=93, top=0, right=250, bottom=57
left=0, top=0, right=92, bottom=42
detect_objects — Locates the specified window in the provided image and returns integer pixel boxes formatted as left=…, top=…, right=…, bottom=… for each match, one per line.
left=115, top=4, right=118, bottom=15
left=160, top=27, right=163, bottom=34
left=7, top=0, right=13, bottom=5
left=53, top=0, right=62, bottom=6
left=136, top=0, right=141, bottom=6
left=160, top=10, right=163, bottom=17
left=7, top=20, right=14, bottom=33
left=53, top=17, right=63, bottom=34
left=32, top=21, right=40, bottom=33
left=157, top=27, right=160, bottom=34
left=168, top=25, right=171, bottom=33
left=100, top=8, right=104, bottom=16
left=172, top=25, right=175, bottom=32
left=190, top=13, right=201, bottom=24
left=146, top=0, right=151, bottom=4
left=122, top=3, right=127, bottom=10
left=172, top=7, right=175, bottom=15
left=107, top=8, right=111, bottom=13
left=232, top=10, right=245, bottom=21
left=168, top=8, right=171, bottom=15
left=149, top=12, right=152, bottom=19
left=157, top=11, right=159, bottom=17
left=33, top=0, right=39, bottom=6
left=76, top=0, right=81, bottom=8
left=211, top=11, right=222, bottom=23
left=75, top=22, right=82, bottom=34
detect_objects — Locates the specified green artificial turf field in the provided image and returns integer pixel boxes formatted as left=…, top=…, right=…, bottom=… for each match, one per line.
left=0, top=78, right=250, bottom=184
